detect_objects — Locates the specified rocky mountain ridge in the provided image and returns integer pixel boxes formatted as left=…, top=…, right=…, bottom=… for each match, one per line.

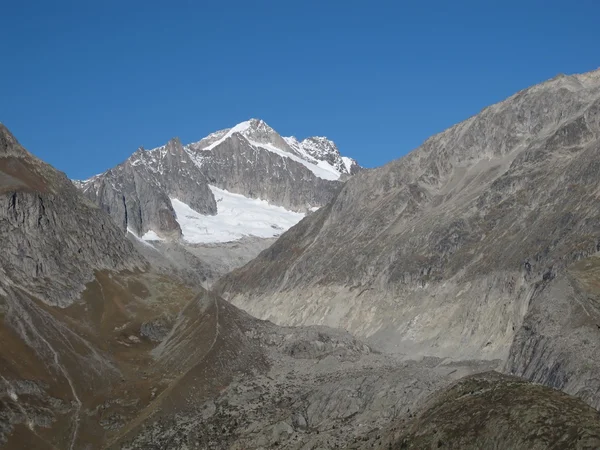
left=76, top=118, right=361, bottom=242
left=215, top=68, right=600, bottom=408
left=0, top=124, right=145, bottom=307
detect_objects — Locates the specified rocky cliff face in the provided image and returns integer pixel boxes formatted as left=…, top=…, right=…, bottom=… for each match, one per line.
left=182, top=118, right=361, bottom=212
left=76, top=137, right=217, bottom=239
left=0, top=124, right=145, bottom=308
left=284, top=135, right=361, bottom=175
left=0, top=124, right=151, bottom=448
left=187, top=131, right=341, bottom=213
left=215, top=70, right=600, bottom=404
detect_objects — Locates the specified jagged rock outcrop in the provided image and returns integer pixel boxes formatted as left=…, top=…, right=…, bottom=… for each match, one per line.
left=77, top=137, right=216, bottom=239
left=215, top=69, right=600, bottom=404
left=285, top=135, right=362, bottom=175
left=505, top=256, right=600, bottom=409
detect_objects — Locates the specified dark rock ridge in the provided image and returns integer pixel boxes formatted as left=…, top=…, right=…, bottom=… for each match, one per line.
left=215, top=69, right=600, bottom=407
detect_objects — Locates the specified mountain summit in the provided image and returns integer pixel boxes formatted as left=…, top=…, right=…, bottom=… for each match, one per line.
left=187, top=118, right=360, bottom=180
left=76, top=119, right=361, bottom=243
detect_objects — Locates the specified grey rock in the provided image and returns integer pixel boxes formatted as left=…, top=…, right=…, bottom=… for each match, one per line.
left=215, top=69, right=600, bottom=403
left=77, top=137, right=217, bottom=239
left=139, top=316, right=172, bottom=343
left=77, top=118, right=361, bottom=244
left=190, top=136, right=341, bottom=212
left=0, top=123, right=145, bottom=307
left=127, top=233, right=276, bottom=289
left=505, top=257, right=600, bottom=409
left=285, top=135, right=362, bottom=175
left=185, top=119, right=346, bottom=212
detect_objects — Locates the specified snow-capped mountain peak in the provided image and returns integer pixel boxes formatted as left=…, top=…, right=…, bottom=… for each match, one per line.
left=188, top=119, right=361, bottom=179
left=74, top=118, right=361, bottom=243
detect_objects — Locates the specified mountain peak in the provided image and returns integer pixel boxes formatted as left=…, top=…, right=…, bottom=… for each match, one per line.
left=223, top=118, right=273, bottom=136
left=0, top=123, right=27, bottom=158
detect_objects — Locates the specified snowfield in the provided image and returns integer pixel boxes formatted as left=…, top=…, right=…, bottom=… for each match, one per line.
left=170, top=185, right=305, bottom=244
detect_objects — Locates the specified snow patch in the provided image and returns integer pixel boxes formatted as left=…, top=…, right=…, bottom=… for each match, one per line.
left=8, top=390, right=17, bottom=402
left=342, top=156, right=354, bottom=174
left=171, top=185, right=305, bottom=243
left=141, top=230, right=164, bottom=241
left=127, top=228, right=160, bottom=250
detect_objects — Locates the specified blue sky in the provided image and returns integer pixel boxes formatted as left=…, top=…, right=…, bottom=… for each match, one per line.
left=2, top=0, right=599, bottom=179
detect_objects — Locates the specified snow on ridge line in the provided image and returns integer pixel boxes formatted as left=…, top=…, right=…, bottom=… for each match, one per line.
left=246, top=140, right=341, bottom=181
left=195, top=121, right=342, bottom=180
left=170, top=185, right=306, bottom=244
left=203, top=121, right=252, bottom=151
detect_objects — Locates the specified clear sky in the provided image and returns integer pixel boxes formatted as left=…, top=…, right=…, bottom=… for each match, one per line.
left=2, top=0, right=599, bottom=179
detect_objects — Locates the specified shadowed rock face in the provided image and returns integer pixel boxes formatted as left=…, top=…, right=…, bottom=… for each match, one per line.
left=376, top=372, right=600, bottom=450
left=0, top=124, right=145, bottom=308
left=76, top=137, right=217, bottom=239
left=505, top=256, right=600, bottom=410
left=215, top=69, right=600, bottom=403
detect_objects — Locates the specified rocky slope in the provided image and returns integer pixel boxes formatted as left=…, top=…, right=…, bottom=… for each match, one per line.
left=378, top=372, right=600, bottom=450
left=215, top=69, right=600, bottom=406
